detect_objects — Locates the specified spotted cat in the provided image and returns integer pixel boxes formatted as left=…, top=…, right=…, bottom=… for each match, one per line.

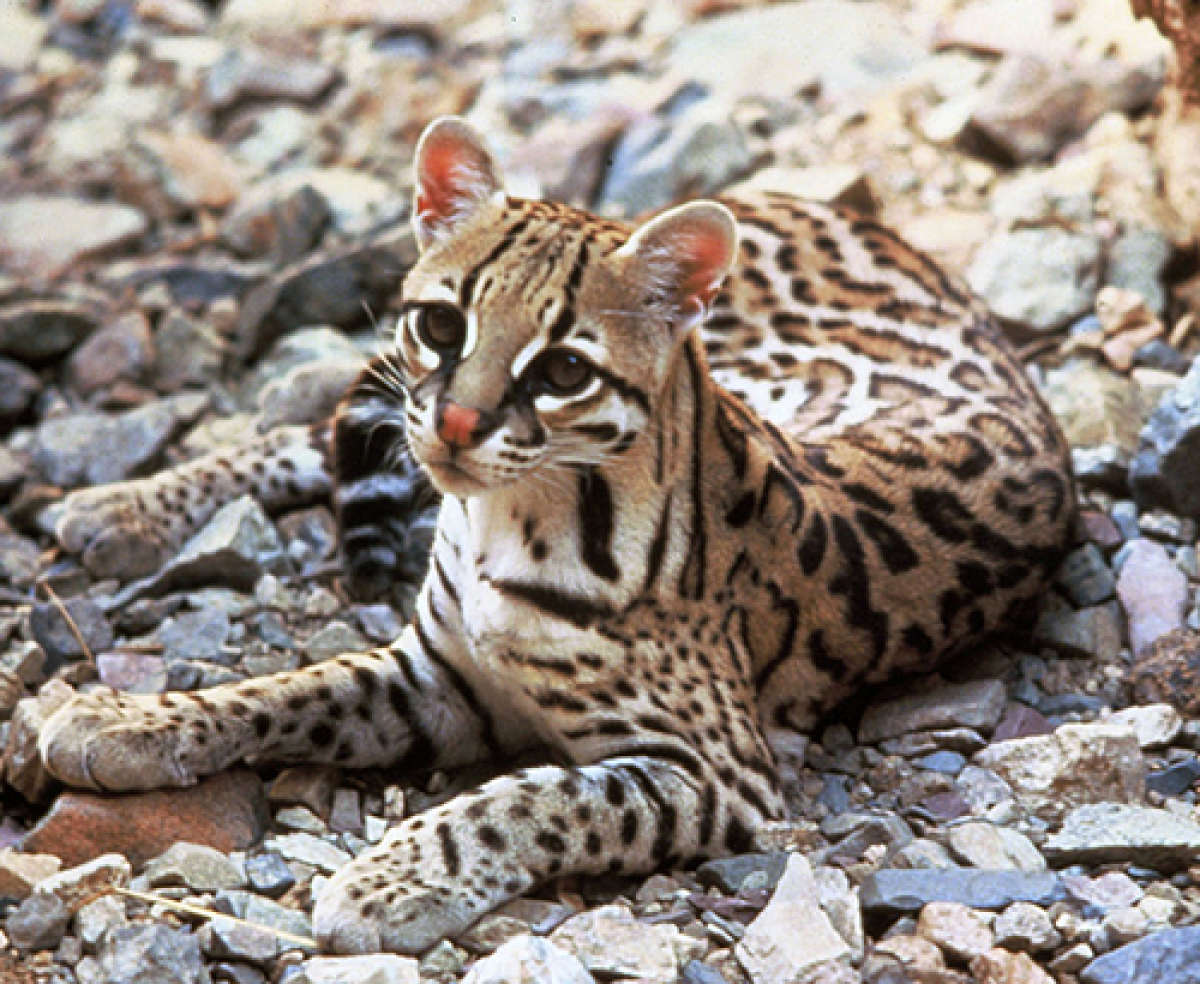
left=40, top=117, right=1074, bottom=954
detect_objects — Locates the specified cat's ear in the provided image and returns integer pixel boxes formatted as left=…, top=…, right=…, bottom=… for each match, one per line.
left=620, top=202, right=738, bottom=330
left=412, top=116, right=503, bottom=250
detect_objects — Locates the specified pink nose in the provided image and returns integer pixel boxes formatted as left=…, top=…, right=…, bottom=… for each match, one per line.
left=437, top=402, right=480, bottom=448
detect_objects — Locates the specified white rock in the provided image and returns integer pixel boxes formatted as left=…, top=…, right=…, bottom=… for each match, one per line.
left=294, top=955, right=419, bottom=984
left=973, top=723, right=1144, bottom=822
left=918, top=902, right=994, bottom=961
left=550, top=905, right=679, bottom=984
left=462, top=936, right=595, bottom=984
left=736, top=854, right=852, bottom=984
left=1108, top=703, right=1183, bottom=748
left=947, top=822, right=1046, bottom=871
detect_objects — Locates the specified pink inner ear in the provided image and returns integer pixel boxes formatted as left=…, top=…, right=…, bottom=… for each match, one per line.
left=678, top=231, right=733, bottom=307
left=417, top=140, right=469, bottom=226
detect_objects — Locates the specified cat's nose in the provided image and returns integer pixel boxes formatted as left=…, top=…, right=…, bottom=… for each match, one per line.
left=436, top=401, right=482, bottom=449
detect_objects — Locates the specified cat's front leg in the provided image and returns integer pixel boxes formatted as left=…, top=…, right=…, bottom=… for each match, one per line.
left=38, top=625, right=500, bottom=792
left=313, top=756, right=771, bottom=955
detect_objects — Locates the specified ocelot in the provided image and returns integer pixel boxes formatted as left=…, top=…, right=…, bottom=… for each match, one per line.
left=41, top=116, right=1074, bottom=954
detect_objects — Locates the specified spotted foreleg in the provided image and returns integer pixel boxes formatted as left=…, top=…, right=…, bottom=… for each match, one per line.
left=39, top=626, right=503, bottom=793
left=313, top=755, right=770, bottom=954
left=55, top=423, right=332, bottom=581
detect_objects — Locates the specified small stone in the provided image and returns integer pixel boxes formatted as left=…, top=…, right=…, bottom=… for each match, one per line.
left=134, top=129, right=243, bottom=212
left=5, top=890, right=70, bottom=951
left=858, top=680, right=1007, bottom=743
left=874, top=934, right=945, bottom=971
left=268, top=832, right=351, bottom=874
left=735, top=855, right=852, bottom=984
left=698, top=853, right=790, bottom=895
left=75, top=893, right=130, bottom=950
left=200, top=916, right=278, bottom=965
left=462, top=935, right=595, bottom=984
left=0, top=197, right=148, bottom=280
left=971, top=947, right=1055, bottom=984
left=1064, top=871, right=1144, bottom=913
left=0, top=358, right=42, bottom=423
left=142, top=496, right=284, bottom=596
left=243, top=852, right=296, bottom=899
left=98, top=924, right=209, bottom=984
left=992, top=704, right=1054, bottom=742
left=22, top=770, right=268, bottom=869
left=1057, top=544, right=1116, bottom=607
left=156, top=609, right=233, bottom=664
left=0, top=850, right=61, bottom=899
left=1043, top=803, right=1200, bottom=870
left=65, top=310, right=154, bottom=395
left=213, top=890, right=312, bottom=944
left=1131, top=629, right=1200, bottom=716
left=1147, top=759, right=1200, bottom=797
left=1101, top=906, right=1149, bottom=948
left=329, top=789, right=363, bottom=836
left=993, top=902, right=1061, bottom=953
left=1080, top=924, right=1200, bottom=984
left=303, top=621, right=369, bottom=662
left=270, top=765, right=340, bottom=817
left=968, top=228, right=1101, bottom=332
left=917, top=901, right=994, bottom=961
left=1132, top=356, right=1200, bottom=518
left=295, top=954, right=420, bottom=984
left=1032, top=601, right=1123, bottom=660
left=144, top=842, right=247, bottom=893
left=1108, top=703, right=1183, bottom=748
left=28, top=597, right=113, bottom=666
left=222, top=181, right=331, bottom=262
left=859, top=869, right=1064, bottom=916
left=551, top=904, right=685, bottom=984
left=96, top=651, right=168, bottom=695
left=152, top=309, right=225, bottom=392
left=1117, top=539, right=1190, bottom=655
left=204, top=49, right=339, bottom=113
left=34, top=853, right=131, bottom=914
left=973, top=723, right=1145, bottom=823
left=946, top=823, right=1046, bottom=872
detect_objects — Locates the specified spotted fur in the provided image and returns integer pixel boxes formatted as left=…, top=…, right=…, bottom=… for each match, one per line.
left=41, top=117, right=1073, bottom=954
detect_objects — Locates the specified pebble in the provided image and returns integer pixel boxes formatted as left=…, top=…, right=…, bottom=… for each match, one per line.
left=1132, top=356, right=1200, bottom=518
left=268, top=832, right=351, bottom=873
left=858, top=680, right=1007, bottom=743
left=0, top=197, right=148, bottom=280
left=212, top=889, right=313, bottom=944
left=0, top=849, right=61, bottom=899
left=1116, top=538, right=1190, bottom=656
left=5, top=890, right=70, bottom=951
left=462, top=935, right=596, bottom=984
left=860, top=869, right=1064, bottom=916
left=971, top=947, right=1056, bottom=984
left=1056, top=543, right=1117, bottom=607
left=993, top=902, right=1061, bottom=953
left=1033, top=602, right=1124, bottom=660
left=946, top=822, right=1046, bottom=872
left=551, top=904, right=684, bottom=984
left=97, top=924, right=210, bottom=984
left=1108, top=703, right=1183, bottom=748
left=28, top=596, right=113, bottom=665
left=973, top=723, right=1145, bottom=823
left=243, top=851, right=296, bottom=899
left=294, top=955, right=421, bottom=983
left=735, top=855, right=852, bottom=983
left=1080, top=924, right=1200, bottom=984
left=1043, top=802, right=1200, bottom=870
left=22, top=769, right=268, bottom=868
left=917, top=901, right=995, bottom=961
left=199, top=916, right=279, bottom=965
left=144, top=841, right=247, bottom=892
left=698, top=853, right=789, bottom=895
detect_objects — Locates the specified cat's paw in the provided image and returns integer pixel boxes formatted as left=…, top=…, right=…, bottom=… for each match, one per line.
left=55, top=482, right=182, bottom=581
left=38, top=691, right=203, bottom=791
left=313, top=841, right=492, bottom=955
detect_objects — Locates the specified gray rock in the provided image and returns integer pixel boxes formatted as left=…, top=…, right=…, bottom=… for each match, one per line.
left=203, top=49, right=339, bottom=112
left=139, top=496, right=284, bottom=596
left=243, top=851, right=296, bottom=899
left=29, top=596, right=113, bottom=664
left=144, top=842, right=247, bottom=893
left=1043, top=803, right=1200, bottom=870
left=1057, top=543, right=1117, bottom=607
left=294, top=955, right=420, bottom=983
left=858, top=680, right=1007, bottom=743
left=32, top=392, right=208, bottom=487
left=75, top=894, right=130, bottom=950
left=267, top=832, right=351, bottom=873
left=66, top=310, right=155, bottom=395
left=0, top=197, right=148, bottom=281
left=221, top=180, right=331, bottom=263
left=212, top=890, right=313, bottom=944
left=993, top=902, right=1062, bottom=953
left=1032, top=602, right=1123, bottom=660
left=155, top=609, right=234, bottom=664
left=0, top=357, right=42, bottom=422
left=199, top=916, right=278, bottom=965
left=1109, top=228, right=1172, bottom=314
left=599, top=100, right=752, bottom=216
left=859, top=869, right=1064, bottom=916
left=1132, top=357, right=1200, bottom=517
left=698, top=852, right=790, bottom=895
left=0, top=532, right=43, bottom=589
left=1116, top=538, right=1189, bottom=656
left=98, top=924, right=212, bottom=984
left=462, top=936, right=596, bottom=984
left=302, top=621, right=369, bottom=662
left=152, top=310, right=225, bottom=392
left=967, top=227, right=1102, bottom=332
left=1081, top=925, right=1200, bottom=984
left=666, top=1, right=924, bottom=100
left=6, top=890, right=71, bottom=951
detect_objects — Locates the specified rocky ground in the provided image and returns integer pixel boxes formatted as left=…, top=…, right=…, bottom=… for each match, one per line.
left=1, top=0, right=1200, bottom=982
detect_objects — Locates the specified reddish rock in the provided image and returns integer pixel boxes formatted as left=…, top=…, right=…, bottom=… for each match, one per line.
left=1078, top=509, right=1123, bottom=552
left=1131, top=628, right=1200, bottom=715
left=21, top=769, right=269, bottom=869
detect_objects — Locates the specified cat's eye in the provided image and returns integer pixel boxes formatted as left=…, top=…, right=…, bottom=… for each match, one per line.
left=532, top=350, right=594, bottom=397
left=415, top=304, right=467, bottom=354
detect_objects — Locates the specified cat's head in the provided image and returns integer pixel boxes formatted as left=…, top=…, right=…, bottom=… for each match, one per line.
left=395, top=116, right=738, bottom=497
